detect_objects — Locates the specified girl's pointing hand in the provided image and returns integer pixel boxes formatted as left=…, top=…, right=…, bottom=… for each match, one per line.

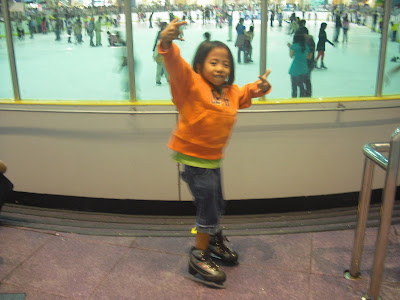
left=160, top=18, right=187, bottom=49
left=257, top=69, right=272, bottom=93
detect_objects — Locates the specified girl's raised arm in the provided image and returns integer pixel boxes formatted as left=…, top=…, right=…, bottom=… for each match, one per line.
left=238, top=69, right=272, bottom=108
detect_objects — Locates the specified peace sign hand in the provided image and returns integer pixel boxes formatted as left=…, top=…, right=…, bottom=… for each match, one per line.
left=160, top=18, right=187, bottom=49
left=257, top=69, right=272, bottom=93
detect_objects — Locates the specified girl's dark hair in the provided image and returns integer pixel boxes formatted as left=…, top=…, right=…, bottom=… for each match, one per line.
left=192, top=41, right=235, bottom=86
left=293, top=32, right=306, bottom=52
left=320, top=22, right=327, bottom=31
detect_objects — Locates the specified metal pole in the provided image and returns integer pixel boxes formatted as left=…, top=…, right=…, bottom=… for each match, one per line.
left=259, top=0, right=268, bottom=101
left=124, top=0, right=137, bottom=102
left=2, top=0, right=21, bottom=100
left=375, top=0, right=392, bottom=97
left=367, top=128, right=400, bottom=299
left=345, top=157, right=375, bottom=279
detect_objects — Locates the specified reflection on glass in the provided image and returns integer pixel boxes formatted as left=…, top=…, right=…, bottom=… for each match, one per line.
left=9, top=5, right=128, bottom=101
left=383, top=3, right=400, bottom=95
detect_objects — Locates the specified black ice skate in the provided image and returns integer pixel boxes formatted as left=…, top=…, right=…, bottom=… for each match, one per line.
left=320, top=62, right=328, bottom=69
left=185, top=247, right=226, bottom=289
left=208, top=231, right=239, bottom=265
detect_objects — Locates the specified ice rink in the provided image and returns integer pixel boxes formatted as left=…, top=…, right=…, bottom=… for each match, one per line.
left=0, top=11, right=399, bottom=101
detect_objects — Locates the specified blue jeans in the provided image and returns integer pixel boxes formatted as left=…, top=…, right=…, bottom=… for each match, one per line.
left=181, top=165, right=225, bottom=234
left=291, top=73, right=309, bottom=98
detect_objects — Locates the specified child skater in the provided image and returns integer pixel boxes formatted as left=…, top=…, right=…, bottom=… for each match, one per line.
left=315, top=22, right=335, bottom=69
left=158, top=18, right=272, bottom=287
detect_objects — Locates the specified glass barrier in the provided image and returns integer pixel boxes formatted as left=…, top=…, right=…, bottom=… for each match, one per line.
left=1, top=3, right=399, bottom=102
left=0, top=5, right=14, bottom=99
left=134, top=6, right=386, bottom=100
left=9, top=5, right=129, bottom=101
left=383, top=4, right=400, bottom=95
left=132, top=10, right=171, bottom=101
left=268, top=7, right=381, bottom=99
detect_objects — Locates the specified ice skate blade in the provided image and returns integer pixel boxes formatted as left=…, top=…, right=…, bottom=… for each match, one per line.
left=184, top=274, right=226, bottom=289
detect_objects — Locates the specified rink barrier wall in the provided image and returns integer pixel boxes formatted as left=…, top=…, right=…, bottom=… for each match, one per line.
left=1, top=6, right=400, bottom=203
left=0, top=98, right=400, bottom=202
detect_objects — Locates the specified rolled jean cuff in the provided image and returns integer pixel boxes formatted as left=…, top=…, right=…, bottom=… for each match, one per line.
left=196, top=223, right=221, bottom=235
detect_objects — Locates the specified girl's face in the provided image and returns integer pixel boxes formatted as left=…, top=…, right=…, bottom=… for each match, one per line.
left=198, top=47, right=231, bottom=88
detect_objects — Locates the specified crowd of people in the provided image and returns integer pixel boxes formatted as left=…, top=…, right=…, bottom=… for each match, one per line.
left=11, top=12, right=123, bottom=47
left=3, top=3, right=399, bottom=97
left=270, top=4, right=399, bottom=98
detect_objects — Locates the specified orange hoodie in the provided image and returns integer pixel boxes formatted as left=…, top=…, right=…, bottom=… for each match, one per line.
left=158, top=42, right=271, bottom=160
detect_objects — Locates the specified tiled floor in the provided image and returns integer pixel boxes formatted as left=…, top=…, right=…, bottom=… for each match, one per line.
left=0, top=223, right=399, bottom=300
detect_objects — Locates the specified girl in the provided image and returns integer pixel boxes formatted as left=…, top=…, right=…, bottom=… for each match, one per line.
left=158, top=19, right=271, bottom=287
left=315, top=22, right=335, bottom=69
left=288, top=31, right=311, bottom=98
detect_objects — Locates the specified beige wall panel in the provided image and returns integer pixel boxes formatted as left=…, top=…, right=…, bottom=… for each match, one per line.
left=1, top=100, right=400, bottom=202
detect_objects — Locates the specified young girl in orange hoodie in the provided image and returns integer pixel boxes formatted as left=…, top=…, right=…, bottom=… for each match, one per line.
left=158, top=19, right=272, bottom=287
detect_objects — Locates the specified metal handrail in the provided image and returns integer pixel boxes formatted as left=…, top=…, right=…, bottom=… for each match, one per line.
left=0, top=105, right=400, bottom=115
left=363, top=143, right=389, bottom=170
left=344, top=127, right=400, bottom=300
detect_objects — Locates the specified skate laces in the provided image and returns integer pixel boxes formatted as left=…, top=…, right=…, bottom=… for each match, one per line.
left=205, top=258, right=220, bottom=270
left=197, top=250, right=220, bottom=270
left=215, top=234, right=231, bottom=253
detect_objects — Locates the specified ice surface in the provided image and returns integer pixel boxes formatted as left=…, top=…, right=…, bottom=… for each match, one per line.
left=0, top=11, right=399, bottom=101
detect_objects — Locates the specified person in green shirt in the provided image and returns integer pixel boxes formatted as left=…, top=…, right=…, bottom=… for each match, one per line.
left=95, top=16, right=102, bottom=47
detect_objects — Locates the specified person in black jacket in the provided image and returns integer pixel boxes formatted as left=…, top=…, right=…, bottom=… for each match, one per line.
left=0, top=160, right=13, bottom=215
left=333, top=12, right=342, bottom=42
left=315, top=22, right=335, bottom=69
left=297, top=26, right=315, bottom=96
left=153, top=22, right=169, bottom=85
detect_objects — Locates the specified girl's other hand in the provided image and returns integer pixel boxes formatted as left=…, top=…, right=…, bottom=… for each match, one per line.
left=160, top=18, right=187, bottom=49
left=257, top=69, right=272, bottom=93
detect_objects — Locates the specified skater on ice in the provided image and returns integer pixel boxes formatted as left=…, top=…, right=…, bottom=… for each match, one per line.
left=157, top=18, right=272, bottom=288
left=288, top=31, right=311, bottom=98
left=315, top=22, right=335, bottom=69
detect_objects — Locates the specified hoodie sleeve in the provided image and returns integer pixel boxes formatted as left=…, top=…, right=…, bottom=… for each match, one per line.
left=237, top=82, right=271, bottom=109
left=157, top=42, right=195, bottom=106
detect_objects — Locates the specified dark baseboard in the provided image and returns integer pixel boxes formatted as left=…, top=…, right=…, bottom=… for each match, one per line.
left=6, top=187, right=399, bottom=216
